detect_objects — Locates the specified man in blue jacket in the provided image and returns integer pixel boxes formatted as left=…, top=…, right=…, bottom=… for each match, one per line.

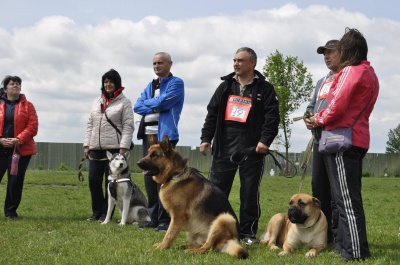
left=134, top=52, right=185, bottom=231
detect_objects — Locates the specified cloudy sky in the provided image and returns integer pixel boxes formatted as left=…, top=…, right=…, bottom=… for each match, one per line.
left=1, top=0, right=399, bottom=153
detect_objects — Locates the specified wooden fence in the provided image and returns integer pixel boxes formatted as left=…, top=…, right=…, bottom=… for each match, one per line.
left=28, top=142, right=400, bottom=177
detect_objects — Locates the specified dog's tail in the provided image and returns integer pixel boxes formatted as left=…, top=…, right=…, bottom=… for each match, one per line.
left=137, top=207, right=151, bottom=222
left=221, top=239, right=249, bottom=259
left=210, top=213, right=249, bottom=259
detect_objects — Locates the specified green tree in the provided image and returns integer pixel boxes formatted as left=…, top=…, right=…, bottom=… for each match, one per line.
left=385, top=123, right=400, bottom=154
left=263, top=50, right=313, bottom=174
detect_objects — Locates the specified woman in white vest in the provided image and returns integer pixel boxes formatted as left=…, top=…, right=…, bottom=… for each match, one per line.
left=84, top=69, right=134, bottom=222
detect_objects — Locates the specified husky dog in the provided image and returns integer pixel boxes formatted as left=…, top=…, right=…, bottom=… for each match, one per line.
left=101, top=151, right=150, bottom=226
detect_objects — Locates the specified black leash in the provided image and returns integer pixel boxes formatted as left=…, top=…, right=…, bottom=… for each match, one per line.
left=227, top=147, right=297, bottom=178
left=267, top=150, right=298, bottom=178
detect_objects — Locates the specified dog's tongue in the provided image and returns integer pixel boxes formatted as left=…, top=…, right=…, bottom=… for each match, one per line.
left=142, top=170, right=150, bottom=176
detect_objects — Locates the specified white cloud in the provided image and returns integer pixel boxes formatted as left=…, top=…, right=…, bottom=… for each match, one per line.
left=1, top=4, right=398, bottom=153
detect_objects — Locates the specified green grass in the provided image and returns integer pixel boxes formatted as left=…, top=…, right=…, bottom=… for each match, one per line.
left=0, top=170, right=399, bottom=264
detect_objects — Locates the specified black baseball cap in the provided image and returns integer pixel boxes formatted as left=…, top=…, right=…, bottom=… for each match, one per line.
left=317, top=39, right=339, bottom=54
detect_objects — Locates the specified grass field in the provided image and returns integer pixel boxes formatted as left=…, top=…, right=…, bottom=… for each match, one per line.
left=0, top=170, right=399, bottom=264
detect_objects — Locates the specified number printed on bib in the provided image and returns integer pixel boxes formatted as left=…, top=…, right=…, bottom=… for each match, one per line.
left=225, top=95, right=252, bottom=123
left=318, top=73, right=338, bottom=100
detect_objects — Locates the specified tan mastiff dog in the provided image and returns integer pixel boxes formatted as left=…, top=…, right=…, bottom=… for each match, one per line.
left=259, top=193, right=328, bottom=257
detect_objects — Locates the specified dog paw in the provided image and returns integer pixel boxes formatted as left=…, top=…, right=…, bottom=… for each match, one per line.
left=278, top=251, right=290, bottom=256
left=305, top=251, right=317, bottom=258
left=118, top=223, right=126, bottom=226
left=100, top=221, right=108, bottom=225
left=185, top=247, right=207, bottom=255
left=153, top=242, right=169, bottom=250
left=270, top=245, right=280, bottom=251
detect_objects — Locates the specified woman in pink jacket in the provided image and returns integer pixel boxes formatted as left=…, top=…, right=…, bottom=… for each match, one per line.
left=0, top=75, right=38, bottom=219
left=309, top=28, right=379, bottom=261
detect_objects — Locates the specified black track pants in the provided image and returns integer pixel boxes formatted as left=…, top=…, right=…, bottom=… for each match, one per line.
left=323, top=146, right=370, bottom=260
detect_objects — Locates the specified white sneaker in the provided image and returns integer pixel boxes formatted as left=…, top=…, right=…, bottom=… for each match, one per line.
left=240, top=237, right=259, bottom=246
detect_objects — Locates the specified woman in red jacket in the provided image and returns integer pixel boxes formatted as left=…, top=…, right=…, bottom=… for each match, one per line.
left=309, top=28, right=379, bottom=261
left=0, top=75, right=38, bottom=219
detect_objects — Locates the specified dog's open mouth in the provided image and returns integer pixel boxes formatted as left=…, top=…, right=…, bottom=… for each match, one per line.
left=137, top=160, right=160, bottom=177
left=141, top=168, right=160, bottom=177
left=143, top=168, right=160, bottom=176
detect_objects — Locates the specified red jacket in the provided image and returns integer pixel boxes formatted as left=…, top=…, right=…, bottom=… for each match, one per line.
left=0, top=94, right=38, bottom=156
left=315, top=61, right=379, bottom=149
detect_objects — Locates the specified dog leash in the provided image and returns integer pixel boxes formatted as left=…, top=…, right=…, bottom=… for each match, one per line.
left=298, top=136, right=314, bottom=193
left=228, top=147, right=298, bottom=178
left=77, top=155, right=109, bottom=182
left=268, top=150, right=298, bottom=178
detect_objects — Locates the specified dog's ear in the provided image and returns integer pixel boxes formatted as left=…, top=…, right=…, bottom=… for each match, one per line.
left=160, top=134, right=173, bottom=154
left=180, top=157, right=188, bottom=167
left=123, top=150, right=130, bottom=161
left=106, top=151, right=113, bottom=160
left=312, top=197, right=321, bottom=208
left=148, top=135, right=158, bottom=146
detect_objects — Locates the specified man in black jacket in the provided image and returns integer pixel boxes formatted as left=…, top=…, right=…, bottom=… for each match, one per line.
left=200, top=47, right=280, bottom=245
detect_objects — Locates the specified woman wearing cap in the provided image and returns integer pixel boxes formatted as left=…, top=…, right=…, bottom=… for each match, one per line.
left=83, top=69, right=134, bottom=222
left=0, top=75, right=38, bottom=219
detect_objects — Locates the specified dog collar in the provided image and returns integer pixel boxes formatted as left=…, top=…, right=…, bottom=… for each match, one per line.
left=109, top=178, right=131, bottom=183
left=165, top=166, right=188, bottom=183
left=306, top=212, right=322, bottom=229
left=165, top=172, right=180, bottom=183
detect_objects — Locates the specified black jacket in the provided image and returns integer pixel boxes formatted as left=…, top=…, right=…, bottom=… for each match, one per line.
left=201, top=70, right=280, bottom=157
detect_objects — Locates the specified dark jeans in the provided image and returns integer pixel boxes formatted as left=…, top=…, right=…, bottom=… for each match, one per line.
left=208, top=127, right=264, bottom=238
left=312, top=142, right=338, bottom=242
left=88, top=149, right=118, bottom=218
left=142, top=134, right=176, bottom=224
left=0, top=148, right=32, bottom=217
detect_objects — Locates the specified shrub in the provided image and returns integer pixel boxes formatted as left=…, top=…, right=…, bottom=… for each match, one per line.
left=59, top=163, right=70, bottom=171
left=362, top=171, right=371, bottom=177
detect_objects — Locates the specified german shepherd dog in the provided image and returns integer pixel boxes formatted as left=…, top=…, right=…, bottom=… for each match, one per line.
left=101, top=151, right=150, bottom=226
left=136, top=135, right=248, bottom=259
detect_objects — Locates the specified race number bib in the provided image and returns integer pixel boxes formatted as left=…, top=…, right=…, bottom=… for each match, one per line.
left=318, top=73, right=338, bottom=100
left=225, top=95, right=252, bottom=123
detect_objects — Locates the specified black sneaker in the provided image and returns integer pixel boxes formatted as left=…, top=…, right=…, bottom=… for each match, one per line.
left=154, top=223, right=169, bottom=232
left=5, top=214, right=18, bottom=220
left=98, top=215, right=107, bottom=223
left=86, top=215, right=100, bottom=222
left=240, top=237, right=259, bottom=246
left=139, top=221, right=158, bottom=229
left=339, top=252, right=369, bottom=262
